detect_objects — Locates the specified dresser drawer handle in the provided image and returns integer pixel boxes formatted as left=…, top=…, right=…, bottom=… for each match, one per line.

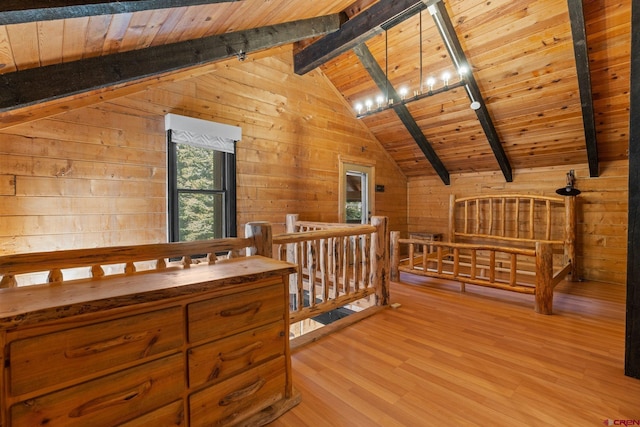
left=208, top=341, right=265, bottom=381
left=218, top=377, right=266, bottom=406
left=64, top=331, right=155, bottom=358
left=221, top=341, right=264, bottom=361
left=220, top=301, right=262, bottom=317
left=69, top=380, right=152, bottom=418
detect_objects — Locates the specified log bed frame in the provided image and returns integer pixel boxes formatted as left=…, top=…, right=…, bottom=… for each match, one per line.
left=391, top=194, right=578, bottom=314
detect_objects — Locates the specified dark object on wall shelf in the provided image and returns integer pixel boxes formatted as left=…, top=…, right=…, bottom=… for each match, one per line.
left=556, top=170, right=581, bottom=196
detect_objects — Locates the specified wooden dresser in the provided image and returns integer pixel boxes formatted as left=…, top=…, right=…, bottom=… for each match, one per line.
left=0, top=256, right=299, bottom=426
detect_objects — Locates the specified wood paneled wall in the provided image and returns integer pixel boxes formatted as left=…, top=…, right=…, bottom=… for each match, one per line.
left=0, top=45, right=408, bottom=255
left=408, top=161, right=628, bottom=284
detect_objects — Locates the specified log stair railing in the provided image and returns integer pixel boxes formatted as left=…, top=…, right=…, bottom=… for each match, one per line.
left=272, top=215, right=390, bottom=346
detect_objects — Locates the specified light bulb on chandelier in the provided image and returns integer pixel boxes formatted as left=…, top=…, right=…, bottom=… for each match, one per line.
left=426, top=77, right=435, bottom=92
left=441, top=71, right=451, bottom=87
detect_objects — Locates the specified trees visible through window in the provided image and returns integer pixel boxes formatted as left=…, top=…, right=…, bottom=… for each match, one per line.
left=175, top=144, right=224, bottom=241
left=168, top=140, right=236, bottom=242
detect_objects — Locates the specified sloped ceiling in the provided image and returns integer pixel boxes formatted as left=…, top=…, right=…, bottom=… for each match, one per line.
left=0, top=0, right=631, bottom=182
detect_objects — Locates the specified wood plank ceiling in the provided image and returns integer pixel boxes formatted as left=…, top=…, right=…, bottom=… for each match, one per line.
left=0, top=0, right=630, bottom=183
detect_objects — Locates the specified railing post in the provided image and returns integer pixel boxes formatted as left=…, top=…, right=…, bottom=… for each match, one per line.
left=390, top=231, right=400, bottom=281
left=285, top=214, right=299, bottom=233
left=284, top=214, right=300, bottom=304
left=245, top=221, right=273, bottom=258
left=535, top=242, right=554, bottom=314
left=371, top=216, right=389, bottom=306
left=285, top=214, right=300, bottom=266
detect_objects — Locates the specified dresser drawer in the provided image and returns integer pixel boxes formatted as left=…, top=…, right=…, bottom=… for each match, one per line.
left=188, top=320, right=285, bottom=388
left=119, top=400, right=184, bottom=427
left=10, top=353, right=184, bottom=427
left=8, top=306, right=183, bottom=396
left=188, top=280, right=284, bottom=343
left=189, top=356, right=286, bottom=427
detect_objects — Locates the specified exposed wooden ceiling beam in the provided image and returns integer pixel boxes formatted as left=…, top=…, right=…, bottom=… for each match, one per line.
left=567, top=0, right=599, bottom=177
left=294, top=0, right=440, bottom=75
left=0, top=15, right=340, bottom=113
left=430, top=1, right=513, bottom=183
left=353, top=44, right=450, bottom=185
left=0, top=0, right=241, bottom=25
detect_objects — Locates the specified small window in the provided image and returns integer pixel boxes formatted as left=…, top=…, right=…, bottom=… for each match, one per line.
left=165, top=114, right=240, bottom=242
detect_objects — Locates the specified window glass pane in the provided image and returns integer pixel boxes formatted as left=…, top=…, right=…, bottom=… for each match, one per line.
left=176, top=144, right=223, bottom=190
left=178, top=193, right=223, bottom=241
left=346, top=201, right=362, bottom=223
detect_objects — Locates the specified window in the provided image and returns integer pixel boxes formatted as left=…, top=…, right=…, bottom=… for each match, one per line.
left=168, top=142, right=235, bottom=241
left=165, top=114, right=241, bottom=242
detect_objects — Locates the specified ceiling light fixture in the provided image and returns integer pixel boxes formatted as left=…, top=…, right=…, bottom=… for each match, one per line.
left=354, top=76, right=466, bottom=118
left=353, top=3, right=478, bottom=119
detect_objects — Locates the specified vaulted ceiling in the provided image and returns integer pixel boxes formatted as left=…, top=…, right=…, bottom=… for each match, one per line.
left=0, top=0, right=630, bottom=183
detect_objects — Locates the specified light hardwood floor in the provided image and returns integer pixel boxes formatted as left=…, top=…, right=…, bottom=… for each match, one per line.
left=271, top=274, right=640, bottom=426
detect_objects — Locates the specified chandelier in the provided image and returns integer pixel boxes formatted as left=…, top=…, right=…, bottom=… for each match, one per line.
left=353, top=3, right=482, bottom=119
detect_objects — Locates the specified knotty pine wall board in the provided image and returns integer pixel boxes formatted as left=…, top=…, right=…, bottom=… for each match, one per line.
left=0, top=154, right=164, bottom=183
left=0, top=175, right=15, bottom=196
left=6, top=118, right=165, bottom=152
left=0, top=214, right=166, bottom=237
left=15, top=176, right=165, bottom=198
left=0, top=132, right=164, bottom=168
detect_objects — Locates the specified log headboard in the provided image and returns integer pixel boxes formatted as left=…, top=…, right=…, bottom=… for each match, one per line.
left=449, top=194, right=576, bottom=246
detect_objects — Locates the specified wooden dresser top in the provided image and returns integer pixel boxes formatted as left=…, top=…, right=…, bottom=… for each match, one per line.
left=0, top=256, right=296, bottom=329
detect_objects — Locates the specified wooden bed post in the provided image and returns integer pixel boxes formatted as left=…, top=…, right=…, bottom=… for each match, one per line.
left=390, top=231, right=400, bottom=281
left=245, top=221, right=273, bottom=258
left=564, top=196, right=578, bottom=281
left=535, top=242, right=554, bottom=314
left=371, top=216, right=389, bottom=306
left=448, top=194, right=456, bottom=243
